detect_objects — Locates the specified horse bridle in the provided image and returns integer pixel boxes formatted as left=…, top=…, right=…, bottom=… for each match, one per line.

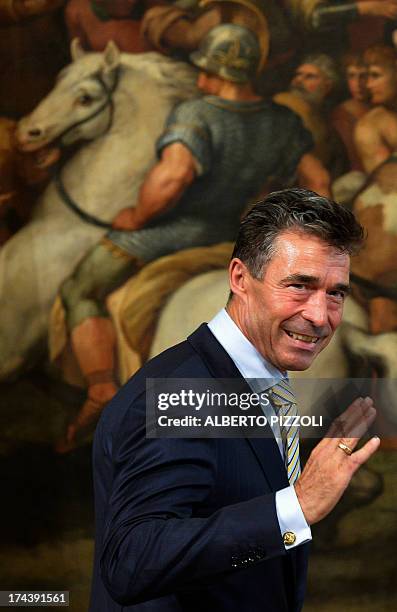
left=53, top=69, right=120, bottom=229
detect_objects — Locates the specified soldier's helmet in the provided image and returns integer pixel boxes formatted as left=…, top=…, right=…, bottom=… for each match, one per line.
left=190, top=24, right=261, bottom=83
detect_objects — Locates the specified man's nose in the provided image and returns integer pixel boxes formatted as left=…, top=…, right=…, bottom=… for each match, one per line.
left=302, top=292, right=328, bottom=327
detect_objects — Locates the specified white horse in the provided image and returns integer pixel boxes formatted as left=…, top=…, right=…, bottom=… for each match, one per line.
left=0, top=41, right=197, bottom=379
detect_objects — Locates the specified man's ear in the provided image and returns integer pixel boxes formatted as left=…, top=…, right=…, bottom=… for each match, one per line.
left=229, top=258, right=251, bottom=302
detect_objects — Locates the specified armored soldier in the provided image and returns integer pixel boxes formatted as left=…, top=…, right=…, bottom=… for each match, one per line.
left=57, top=24, right=329, bottom=450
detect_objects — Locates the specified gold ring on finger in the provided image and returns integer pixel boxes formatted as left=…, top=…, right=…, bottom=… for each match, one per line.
left=338, top=442, right=353, bottom=456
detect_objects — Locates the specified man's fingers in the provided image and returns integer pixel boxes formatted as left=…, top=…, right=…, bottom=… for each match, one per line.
left=326, top=396, right=363, bottom=437
left=338, top=400, right=377, bottom=447
left=327, top=397, right=376, bottom=442
left=350, top=436, right=381, bottom=468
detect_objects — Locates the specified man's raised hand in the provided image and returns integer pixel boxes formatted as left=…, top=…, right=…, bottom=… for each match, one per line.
left=295, top=397, right=380, bottom=525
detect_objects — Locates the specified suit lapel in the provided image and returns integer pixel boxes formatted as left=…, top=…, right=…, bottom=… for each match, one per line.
left=187, top=324, right=289, bottom=491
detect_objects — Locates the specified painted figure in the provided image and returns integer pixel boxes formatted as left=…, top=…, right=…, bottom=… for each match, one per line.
left=331, top=52, right=369, bottom=171
left=350, top=45, right=397, bottom=341
left=64, top=0, right=157, bottom=52
left=4, top=44, right=197, bottom=382
left=274, top=54, right=344, bottom=172
left=354, top=44, right=397, bottom=173
left=0, top=0, right=64, bottom=23
left=142, top=0, right=280, bottom=67
left=143, top=1, right=319, bottom=94
left=56, top=25, right=330, bottom=449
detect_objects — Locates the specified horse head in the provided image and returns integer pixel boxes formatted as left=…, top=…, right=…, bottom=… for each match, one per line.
left=17, top=39, right=121, bottom=152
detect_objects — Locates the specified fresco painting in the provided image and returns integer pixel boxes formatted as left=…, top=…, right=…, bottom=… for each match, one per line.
left=1, top=1, right=397, bottom=610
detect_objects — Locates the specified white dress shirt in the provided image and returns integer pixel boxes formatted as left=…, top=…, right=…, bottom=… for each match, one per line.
left=208, top=308, right=312, bottom=550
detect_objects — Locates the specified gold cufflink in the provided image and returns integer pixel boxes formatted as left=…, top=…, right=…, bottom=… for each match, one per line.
left=283, top=531, right=296, bottom=546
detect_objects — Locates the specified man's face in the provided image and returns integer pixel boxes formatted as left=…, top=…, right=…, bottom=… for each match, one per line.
left=233, top=231, right=350, bottom=372
left=366, top=63, right=397, bottom=106
left=346, top=64, right=368, bottom=102
left=291, top=63, right=332, bottom=103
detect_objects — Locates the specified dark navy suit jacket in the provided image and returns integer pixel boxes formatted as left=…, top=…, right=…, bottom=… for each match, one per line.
left=89, top=324, right=310, bottom=611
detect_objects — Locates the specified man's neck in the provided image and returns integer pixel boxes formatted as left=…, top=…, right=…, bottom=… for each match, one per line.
left=224, top=303, right=286, bottom=376
left=216, top=81, right=263, bottom=102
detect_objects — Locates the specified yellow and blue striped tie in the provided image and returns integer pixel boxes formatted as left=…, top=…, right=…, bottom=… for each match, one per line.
left=269, top=379, right=301, bottom=485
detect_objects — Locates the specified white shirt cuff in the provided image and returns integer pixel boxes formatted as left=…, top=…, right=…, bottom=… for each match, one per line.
left=275, top=486, right=312, bottom=549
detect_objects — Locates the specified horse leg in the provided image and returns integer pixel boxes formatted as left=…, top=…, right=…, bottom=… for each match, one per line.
left=55, top=238, right=144, bottom=452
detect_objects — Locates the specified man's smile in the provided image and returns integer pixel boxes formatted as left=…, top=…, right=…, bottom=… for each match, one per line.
left=284, top=330, right=320, bottom=344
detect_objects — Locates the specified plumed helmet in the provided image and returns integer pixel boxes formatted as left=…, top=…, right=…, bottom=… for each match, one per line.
left=199, top=0, right=270, bottom=70
left=190, top=24, right=261, bottom=83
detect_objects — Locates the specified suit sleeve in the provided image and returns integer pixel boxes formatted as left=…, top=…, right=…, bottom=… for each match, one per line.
left=98, top=391, right=286, bottom=606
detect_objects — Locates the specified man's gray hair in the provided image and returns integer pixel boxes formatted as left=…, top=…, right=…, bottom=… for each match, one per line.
left=231, top=188, right=364, bottom=280
left=301, top=53, right=339, bottom=84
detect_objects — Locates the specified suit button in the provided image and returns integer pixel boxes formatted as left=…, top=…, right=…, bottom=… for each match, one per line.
left=283, top=531, right=296, bottom=546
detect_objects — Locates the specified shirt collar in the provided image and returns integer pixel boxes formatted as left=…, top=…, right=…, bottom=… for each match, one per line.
left=207, top=308, right=285, bottom=391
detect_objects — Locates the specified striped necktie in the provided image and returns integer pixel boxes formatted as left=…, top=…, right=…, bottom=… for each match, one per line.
left=269, top=379, right=301, bottom=485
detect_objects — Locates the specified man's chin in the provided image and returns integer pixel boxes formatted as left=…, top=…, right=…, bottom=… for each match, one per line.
left=278, top=347, right=321, bottom=372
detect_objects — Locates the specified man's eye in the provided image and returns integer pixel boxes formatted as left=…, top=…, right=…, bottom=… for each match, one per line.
left=329, top=291, right=345, bottom=300
left=289, top=284, right=306, bottom=290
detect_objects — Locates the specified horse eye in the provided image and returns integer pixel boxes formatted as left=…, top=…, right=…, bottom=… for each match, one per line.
left=78, top=94, right=94, bottom=106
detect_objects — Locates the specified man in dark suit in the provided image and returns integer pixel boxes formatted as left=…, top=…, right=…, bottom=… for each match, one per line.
left=90, top=188, right=380, bottom=611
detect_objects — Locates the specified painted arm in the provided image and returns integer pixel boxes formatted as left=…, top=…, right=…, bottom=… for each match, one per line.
left=354, top=114, right=391, bottom=174
left=141, top=6, right=220, bottom=53
left=296, top=152, right=331, bottom=198
left=357, top=1, right=397, bottom=19
left=112, top=143, right=197, bottom=231
left=161, top=8, right=221, bottom=51
left=304, top=0, right=397, bottom=29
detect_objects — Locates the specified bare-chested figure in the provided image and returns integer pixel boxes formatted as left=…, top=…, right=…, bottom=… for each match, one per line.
left=331, top=52, right=369, bottom=171
left=355, top=45, right=397, bottom=174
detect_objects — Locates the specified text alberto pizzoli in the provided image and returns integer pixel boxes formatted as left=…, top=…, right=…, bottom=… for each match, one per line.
left=156, top=390, right=323, bottom=428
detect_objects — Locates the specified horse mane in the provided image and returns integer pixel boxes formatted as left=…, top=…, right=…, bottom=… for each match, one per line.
left=120, top=52, right=199, bottom=102
left=56, top=50, right=198, bottom=105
